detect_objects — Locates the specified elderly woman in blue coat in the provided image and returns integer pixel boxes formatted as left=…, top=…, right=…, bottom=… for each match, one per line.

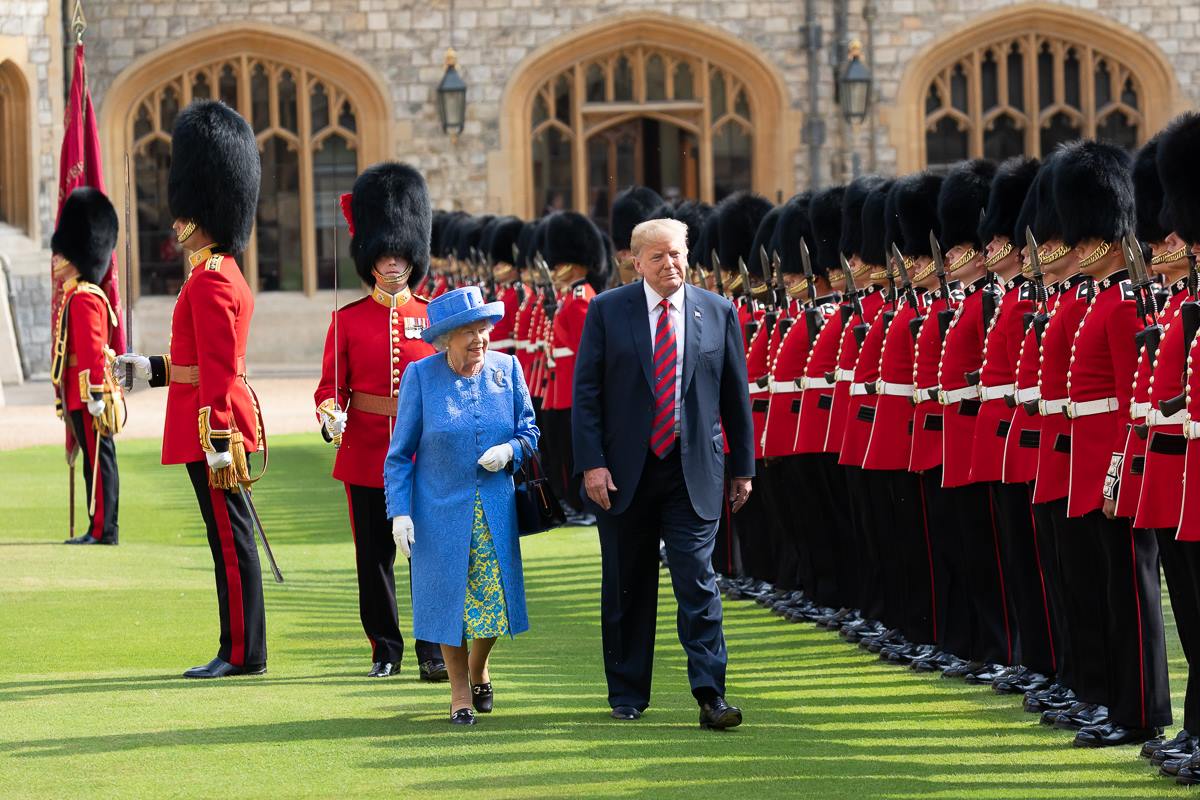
left=385, top=286, right=539, bottom=726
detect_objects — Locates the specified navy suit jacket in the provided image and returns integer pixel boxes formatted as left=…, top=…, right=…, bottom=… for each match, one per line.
left=572, top=282, right=754, bottom=520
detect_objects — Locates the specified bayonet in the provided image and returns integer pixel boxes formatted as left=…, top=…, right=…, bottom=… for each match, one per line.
left=928, top=230, right=956, bottom=339
left=712, top=250, right=726, bottom=298
left=799, top=238, right=822, bottom=343
left=737, top=256, right=755, bottom=311
left=1025, top=226, right=1050, bottom=341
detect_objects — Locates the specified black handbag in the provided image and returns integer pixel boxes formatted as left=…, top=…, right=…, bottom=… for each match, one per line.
left=513, top=436, right=565, bottom=536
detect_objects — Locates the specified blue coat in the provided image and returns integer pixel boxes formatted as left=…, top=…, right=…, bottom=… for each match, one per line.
left=384, top=350, right=538, bottom=646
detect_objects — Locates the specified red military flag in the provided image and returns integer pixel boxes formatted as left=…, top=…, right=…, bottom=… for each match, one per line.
left=53, top=38, right=126, bottom=455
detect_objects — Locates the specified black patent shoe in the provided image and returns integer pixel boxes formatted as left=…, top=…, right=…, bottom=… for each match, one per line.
left=1053, top=702, right=1109, bottom=731
left=367, top=661, right=397, bottom=678
left=472, top=682, right=493, bottom=713
left=64, top=533, right=116, bottom=545
left=942, top=659, right=986, bottom=680
left=1143, top=728, right=1191, bottom=759
left=1152, top=737, right=1198, bottom=767
left=182, top=657, right=266, bottom=679
left=450, top=708, right=476, bottom=726
left=1074, top=721, right=1161, bottom=748
left=420, top=660, right=449, bottom=682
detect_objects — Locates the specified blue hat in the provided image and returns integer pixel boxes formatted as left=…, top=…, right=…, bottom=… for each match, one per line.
left=421, top=286, right=506, bottom=344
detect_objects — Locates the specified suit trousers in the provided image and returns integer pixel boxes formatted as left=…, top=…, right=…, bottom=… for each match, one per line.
left=69, top=410, right=119, bottom=541
left=710, top=466, right=737, bottom=577
left=345, top=484, right=442, bottom=665
left=991, top=481, right=1056, bottom=676
left=597, top=447, right=728, bottom=710
left=1157, top=529, right=1200, bottom=732
left=186, top=461, right=266, bottom=668
left=1087, top=514, right=1171, bottom=729
left=944, top=482, right=1015, bottom=665
left=923, top=469, right=970, bottom=658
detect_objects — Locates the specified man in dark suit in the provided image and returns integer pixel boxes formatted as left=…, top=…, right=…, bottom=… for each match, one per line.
left=573, top=217, right=755, bottom=729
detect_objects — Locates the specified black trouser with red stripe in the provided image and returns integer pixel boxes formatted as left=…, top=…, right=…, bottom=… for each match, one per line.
left=944, top=482, right=1015, bottom=665
left=844, top=465, right=883, bottom=620
left=1051, top=499, right=1107, bottom=704
left=69, top=410, right=119, bottom=541
left=991, top=481, right=1055, bottom=676
left=1031, top=498, right=1067, bottom=683
left=782, top=454, right=845, bottom=606
left=1157, top=529, right=1200, bottom=733
left=542, top=408, right=584, bottom=514
left=923, top=469, right=969, bottom=658
left=345, top=484, right=441, bottom=666
left=764, top=457, right=807, bottom=592
left=865, top=468, right=934, bottom=644
left=187, top=461, right=266, bottom=668
left=733, top=462, right=774, bottom=583
left=1085, top=513, right=1171, bottom=729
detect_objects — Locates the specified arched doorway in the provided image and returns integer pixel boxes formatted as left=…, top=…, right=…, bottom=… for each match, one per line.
left=893, top=3, right=1182, bottom=172
left=501, top=12, right=793, bottom=228
left=0, top=58, right=33, bottom=236
left=100, top=24, right=392, bottom=299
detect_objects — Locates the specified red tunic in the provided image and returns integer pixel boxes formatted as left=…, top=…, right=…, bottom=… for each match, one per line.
left=1065, top=271, right=1139, bottom=518
left=939, top=278, right=992, bottom=487
left=909, top=285, right=960, bottom=473
left=547, top=280, right=595, bottom=410
left=1003, top=284, right=1059, bottom=484
left=863, top=297, right=925, bottom=471
left=839, top=297, right=891, bottom=467
left=527, top=300, right=549, bottom=400
left=514, top=289, right=537, bottom=382
left=793, top=298, right=848, bottom=454
left=1134, top=282, right=1190, bottom=529
left=969, top=277, right=1033, bottom=483
left=57, top=281, right=118, bottom=413
left=489, top=284, right=521, bottom=353
left=825, top=287, right=885, bottom=454
left=761, top=316, right=807, bottom=458
left=1032, top=274, right=1091, bottom=505
left=746, top=316, right=774, bottom=461
left=315, top=288, right=433, bottom=488
left=1180, top=333, right=1200, bottom=539
left=150, top=251, right=260, bottom=465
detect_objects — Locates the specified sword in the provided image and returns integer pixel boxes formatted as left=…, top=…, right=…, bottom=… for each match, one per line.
left=122, top=153, right=134, bottom=390
left=237, top=488, right=283, bottom=583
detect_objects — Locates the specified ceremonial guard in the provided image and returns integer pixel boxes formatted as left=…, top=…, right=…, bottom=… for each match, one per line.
left=1055, top=140, right=1169, bottom=746
left=482, top=215, right=525, bottom=354
left=52, top=187, right=122, bottom=546
left=314, top=162, right=447, bottom=681
left=117, top=100, right=268, bottom=679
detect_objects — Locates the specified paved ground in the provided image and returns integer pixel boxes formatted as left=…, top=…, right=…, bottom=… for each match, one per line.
left=1, top=372, right=322, bottom=451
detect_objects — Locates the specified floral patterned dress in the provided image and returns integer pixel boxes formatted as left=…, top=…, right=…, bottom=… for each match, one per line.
left=463, top=492, right=510, bottom=639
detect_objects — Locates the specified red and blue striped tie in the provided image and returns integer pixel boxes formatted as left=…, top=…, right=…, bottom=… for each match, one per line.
left=651, top=298, right=678, bottom=458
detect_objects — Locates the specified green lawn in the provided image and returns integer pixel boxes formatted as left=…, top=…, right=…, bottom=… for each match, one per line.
left=0, top=435, right=1192, bottom=798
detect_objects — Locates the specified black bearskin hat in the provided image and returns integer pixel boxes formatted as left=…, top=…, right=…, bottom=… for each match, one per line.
left=810, top=185, right=846, bottom=273
left=611, top=186, right=665, bottom=251
left=771, top=193, right=814, bottom=276
left=485, top=216, right=525, bottom=266
left=348, top=161, right=432, bottom=286
left=938, top=159, right=996, bottom=249
left=1132, top=134, right=1170, bottom=244
left=840, top=175, right=886, bottom=258
left=1052, top=140, right=1134, bottom=247
left=1031, top=152, right=1063, bottom=243
left=696, top=208, right=722, bottom=269
left=860, top=179, right=895, bottom=267
left=52, top=187, right=118, bottom=285
left=671, top=200, right=710, bottom=263
left=455, top=215, right=493, bottom=262
left=979, top=157, right=1039, bottom=245
left=543, top=211, right=608, bottom=287
left=430, top=210, right=448, bottom=260
left=514, top=221, right=537, bottom=270
left=748, top=204, right=784, bottom=278
left=890, top=172, right=944, bottom=258
left=716, top=192, right=773, bottom=274
left=1159, top=112, right=1200, bottom=244
left=168, top=100, right=260, bottom=253
left=435, top=211, right=467, bottom=260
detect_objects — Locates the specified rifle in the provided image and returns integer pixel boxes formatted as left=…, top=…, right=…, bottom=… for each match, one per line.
left=841, top=253, right=870, bottom=348
left=798, top=238, right=823, bottom=345
left=928, top=231, right=955, bottom=340
left=1161, top=248, right=1200, bottom=419
left=122, top=153, right=134, bottom=389
left=891, top=243, right=925, bottom=341
left=753, top=249, right=779, bottom=340
left=512, top=243, right=527, bottom=305
left=1124, top=234, right=1162, bottom=361
left=738, top=256, right=757, bottom=314
left=772, top=249, right=789, bottom=316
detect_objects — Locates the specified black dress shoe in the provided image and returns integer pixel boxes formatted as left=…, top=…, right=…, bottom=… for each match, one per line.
left=472, top=682, right=493, bottom=713
left=1053, top=703, right=1108, bottom=731
left=367, top=661, right=397, bottom=678
left=1143, top=728, right=1191, bottom=759
left=450, top=708, right=476, bottom=726
left=1152, top=737, right=1198, bottom=768
left=699, top=697, right=743, bottom=730
left=419, top=660, right=449, bottom=682
left=1024, top=684, right=1074, bottom=713
left=964, top=663, right=1005, bottom=685
left=1074, top=721, right=1161, bottom=748
left=182, top=657, right=266, bottom=679
left=64, top=533, right=116, bottom=545
left=942, top=659, right=986, bottom=679
left=611, top=705, right=642, bottom=720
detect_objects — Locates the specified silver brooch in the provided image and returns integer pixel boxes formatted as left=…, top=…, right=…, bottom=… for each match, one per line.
left=493, top=369, right=507, bottom=388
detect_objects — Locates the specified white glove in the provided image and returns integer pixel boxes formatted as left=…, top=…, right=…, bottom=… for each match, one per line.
left=324, top=408, right=348, bottom=439
left=477, top=442, right=514, bottom=472
left=115, top=353, right=152, bottom=381
left=206, top=450, right=233, bottom=470
left=392, top=516, right=415, bottom=558
left=86, top=398, right=106, bottom=417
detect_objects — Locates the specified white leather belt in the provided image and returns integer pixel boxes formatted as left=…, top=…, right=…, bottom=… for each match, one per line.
left=1039, top=398, right=1069, bottom=416
left=522, top=341, right=540, bottom=352
left=748, top=382, right=769, bottom=395
left=877, top=381, right=913, bottom=397
left=1186, top=419, right=1200, bottom=440
left=979, top=383, right=1014, bottom=402
left=551, top=347, right=574, bottom=358
left=939, top=385, right=979, bottom=405
left=1015, top=386, right=1041, bottom=404
left=835, top=368, right=855, bottom=382
left=915, top=385, right=938, bottom=403
left=1147, top=408, right=1187, bottom=427
left=769, top=380, right=799, bottom=394
left=491, top=339, right=515, bottom=350
left=1130, top=401, right=1152, bottom=420
left=1064, top=397, right=1119, bottom=419
left=850, top=382, right=870, bottom=397
left=801, top=376, right=834, bottom=390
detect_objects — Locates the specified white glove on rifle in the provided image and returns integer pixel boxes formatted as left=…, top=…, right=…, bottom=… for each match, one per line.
left=392, top=516, right=415, bottom=558
left=114, top=353, right=152, bottom=382
left=477, top=443, right=514, bottom=472
left=323, top=408, right=348, bottom=439
left=86, top=398, right=106, bottom=417
left=206, top=450, right=233, bottom=470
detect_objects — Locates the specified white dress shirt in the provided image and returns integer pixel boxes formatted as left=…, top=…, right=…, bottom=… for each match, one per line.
left=644, top=281, right=686, bottom=433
